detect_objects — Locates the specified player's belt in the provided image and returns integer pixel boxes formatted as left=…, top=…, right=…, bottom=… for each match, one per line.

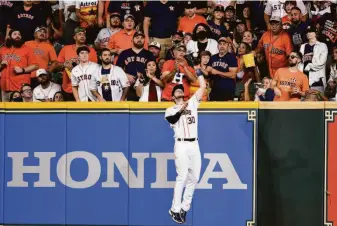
left=177, top=138, right=197, bottom=142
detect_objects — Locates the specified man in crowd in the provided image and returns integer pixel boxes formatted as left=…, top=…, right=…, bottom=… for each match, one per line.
left=71, top=46, right=99, bottom=102
left=33, top=68, right=61, bottom=102
left=25, top=26, right=58, bottom=88
left=178, top=1, right=207, bottom=34
left=257, top=16, right=293, bottom=78
left=54, top=27, right=97, bottom=101
left=165, top=31, right=184, bottom=61
left=272, top=51, right=309, bottom=101
left=161, top=43, right=196, bottom=101
left=116, top=31, right=155, bottom=101
left=208, top=37, right=237, bottom=101
left=90, top=48, right=130, bottom=102
left=144, top=0, right=180, bottom=58
left=94, top=12, right=121, bottom=50
left=149, top=41, right=161, bottom=62
left=58, top=0, right=79, bottom=45
left=299, top=26, right=328, bottom=92
left=287, top=7, right=308, bottom=50
left=0, top=29, right=38, bottom=101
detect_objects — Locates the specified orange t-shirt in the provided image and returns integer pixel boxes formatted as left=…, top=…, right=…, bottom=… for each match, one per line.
left=161, top=60, right=195, bottom=101
left=107, top=29, right=149, bottom=51
left=257, top=31, right=293, bottom=78
left=57, top=45, right=97, bottom=93
left=273, top=67, right=309, bottom=101
left=25, top=41, right=58, bottom=78
left=178, top=15, right=207, bottom=34
left=0, top=45, right=38, bottom=91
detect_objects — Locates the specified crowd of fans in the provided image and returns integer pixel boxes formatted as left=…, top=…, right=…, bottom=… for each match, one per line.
left=0, top=0, right=336, bottom=102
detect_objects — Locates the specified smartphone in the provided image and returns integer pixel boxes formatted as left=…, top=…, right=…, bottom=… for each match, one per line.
left=254, top=82, right=263, bottom=89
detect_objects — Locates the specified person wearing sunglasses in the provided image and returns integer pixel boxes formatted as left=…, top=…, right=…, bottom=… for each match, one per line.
left=271, top=51, right=309, bottom=101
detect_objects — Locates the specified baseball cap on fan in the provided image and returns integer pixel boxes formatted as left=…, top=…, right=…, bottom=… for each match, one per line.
left=34, top=26, right=47, bottom=33
left=133, top=31, right=145, bottom=38
left=149, top=41, right=161, bottom=49
left=124, top=14, right=135, bottom=21
left=110, top=12, right=122, bottom=20
left=270, top=16, right=281, bottom=23
left=36, top=68, right=48, bottom=77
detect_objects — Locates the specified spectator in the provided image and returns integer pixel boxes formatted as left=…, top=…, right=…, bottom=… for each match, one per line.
left=53, top=27, right=97, bottom=101
left=232, top=19, right=248, bottom=50
left=158, top=58, right=166, bottom=71
left=75, top=0, right=99, bottom=45
left=326, top=46, right=337, bottom=100
left=255, top=51, right=270, bottom=79
left=242, top=30, right=257, bottom=50
left=288, top=7, right=308, bottom=50
left=0, top=1, right=18, bottom=37
left=116, top=31, right=155, bottom=101
left=53, top=91, right=64, bottom=102
left=108, top=14, right=148, bottom=59
left=161, top=43, right=196, bottom=101
left=94, top=12, right=121, bottom=50
left=299, top=25, right=328, bottom=92
left=244, top=77, right=275, bottom=101
left=183, top=32, right=193, bottom=46
left=20, top=83, right=33, bottom=102
left=8, top=0, right=45, bottom=42
left=224, top=5, right=236, bottom=26
left=241, top=4, right=253, bottom=31
left=191, top=51, right=211, bottom=101
left=149, top=41, right=161, bottom=62
left=144, top=0, right=180, bottom=58
left=134, top=60, right=164, bottom=102
left=71, top=46, right=99, bottom=102
left=25, top=26, right=58, bottom=89
left=0, top=29, right=38, bottom=101
left=264, top=0, right=308, bottom=30
left=207, top=5, right=229, bottom=41
left=33, top=68, right=61, bottom=102
left=303, top=89, right=328, bottom=101
left=272, top=51, right=309, bottom=101
left=90, top=48, right=130, bottom=102
left=178, top=1, right=207, bottom=34
left=257, top=16, right=293, bottom=78
left=58, top=0, right=79, bottom=45
left=165, top=31, right=184, bottom=61
left=236, top=42, right=258, bottom=83
left=9, top=91, right=23, bottom=102
left=207, top=37, right=238, bottom=101
left=282, top=1, right=297, bottom=31
left=187, top=23, right=219, bottom=57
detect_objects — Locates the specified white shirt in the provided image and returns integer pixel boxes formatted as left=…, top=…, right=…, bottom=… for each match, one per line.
left=264, top=0, right=307, bottom=18
left=95, top=28, right=120, bottom=48
left=165, top=94, right=201, bottom=139
left=71, top=62, right=100, bottom=102
left=33, top=82, right=61, bottom=102
left=58, top=0, right=78, bottom=22
left=90, top=65, right=130, bottom=101
left=134, top=79, right=162, bottom=102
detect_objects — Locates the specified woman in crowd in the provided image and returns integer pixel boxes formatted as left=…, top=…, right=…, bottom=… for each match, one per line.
left=244, top=77, right=275, bottom=101
left=191, top=50, right=211, bottom=101
left=134, top=60, right=164, bottom=102
left=53, top=91, right=64, bottom=102
left=9, top=91, right=23, bottom=102
left=326, top=46, right=337, bottom=100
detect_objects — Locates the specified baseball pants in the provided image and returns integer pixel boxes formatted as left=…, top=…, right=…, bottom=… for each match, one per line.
left=171, top=140, right=201, bottom=213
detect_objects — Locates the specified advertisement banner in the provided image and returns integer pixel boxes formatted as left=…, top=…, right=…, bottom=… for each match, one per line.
left=2, top=103, right=257, bottom=226
left=325, top=103, right=337, bottom=226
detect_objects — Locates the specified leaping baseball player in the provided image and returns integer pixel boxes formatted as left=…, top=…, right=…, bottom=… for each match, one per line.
left=165, top=70, right=206, bottom=224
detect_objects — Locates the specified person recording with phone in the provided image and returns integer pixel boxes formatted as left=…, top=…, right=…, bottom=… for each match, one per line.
left=244, top=77, right=275, bottom=101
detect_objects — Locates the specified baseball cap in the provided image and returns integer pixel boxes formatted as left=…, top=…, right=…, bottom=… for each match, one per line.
left=110, top=12, right=122, bottom=20
left=235, top=19, right=245, bottom=25
left=172, top=84, right=185, bottom=97
left=173, top=43, right=186, bottom=51
left=34, top=26, right=47, bottom=33
left=218, top=37, right=229, bottom=43
left=149, top=41, right=161, bottom=49
left=76, top=46, right=90, bottom=55
left=270, top=16, right=281, bottom=23
left=225, top=6, right=235, bottom=12
left=74, top=27, right=86, bottom=35
left=36, top=68, right=48, bottom=77
left=133, top=30, right=145, bottom=38
left=214, top=5, right=225, bottom=12
left=124, top=14, right=135, bottom=21
left=184, top=1, right=196, bottom=9
left=306, top=25, right=317, bottom=33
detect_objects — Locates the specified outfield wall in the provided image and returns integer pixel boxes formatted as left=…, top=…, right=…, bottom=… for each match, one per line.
left=0, top=102, right=336, bottom=226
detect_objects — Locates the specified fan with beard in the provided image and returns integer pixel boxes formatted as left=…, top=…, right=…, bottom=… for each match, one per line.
left=5, top=37, right=24, bottom=48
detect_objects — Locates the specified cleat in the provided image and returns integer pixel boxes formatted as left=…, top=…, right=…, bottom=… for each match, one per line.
left=169, top=209, right=183, bottom=224
left=180, top=209, right=187, bottom=223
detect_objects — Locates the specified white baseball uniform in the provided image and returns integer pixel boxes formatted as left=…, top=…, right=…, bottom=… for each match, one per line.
left=71, top=62, right=100, bottom=102
left=264, top=0, right=307, bottom=18
left=90, top=65, right=130, bottom=101
left=165, top=93, right=202, bottom=213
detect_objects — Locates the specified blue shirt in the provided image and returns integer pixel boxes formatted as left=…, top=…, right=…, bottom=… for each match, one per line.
left=144, top=1, right=179, bottom=38
left=207, top=20, right=229, bottom=41
left=209, top=53, right=237, bottom=91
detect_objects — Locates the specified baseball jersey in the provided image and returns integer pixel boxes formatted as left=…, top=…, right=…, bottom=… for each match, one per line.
left=0, top=45, right=38, bottom=91
left=76, top=0, right=98, bottom=29
left=264, top=0, right=307, bottom=18
left=33, top=82, right=61, bottom=102
left=25, top=40, right=58, bottom=78
left=165, top=94, right=200, bottom=139
left=71, top=62, right=99, bottom=102
left=90, top=65, right=130, bottom=101
left=95, top=28, right=120, bottom=48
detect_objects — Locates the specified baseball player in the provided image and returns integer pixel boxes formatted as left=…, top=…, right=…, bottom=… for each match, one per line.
left=165, top=70, right=206, bottom=224
left=90, top=48, right=130, bottom=101
left=71, top=46, right=99, bottom=102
